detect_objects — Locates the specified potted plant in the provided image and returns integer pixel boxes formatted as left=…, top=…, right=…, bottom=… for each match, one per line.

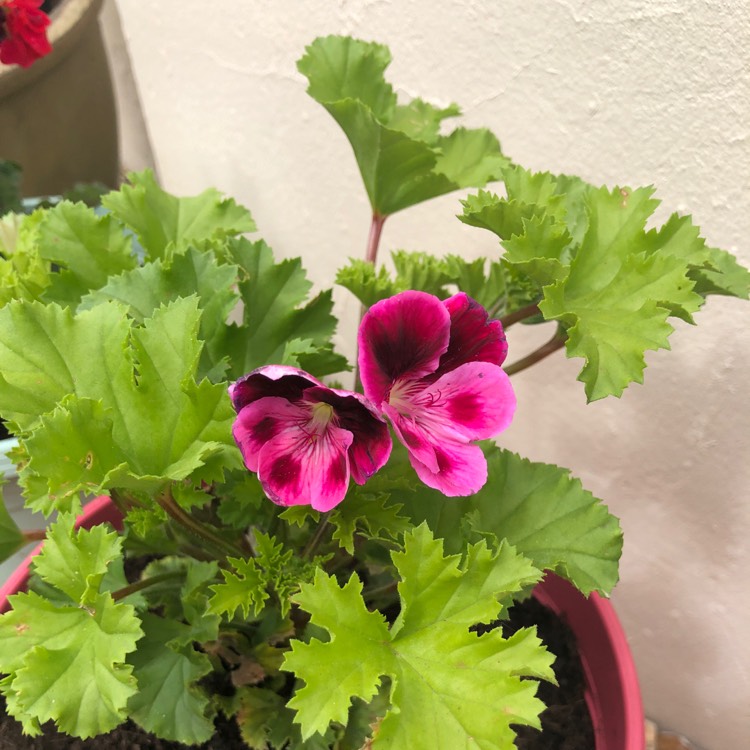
left=0, top=0, right=117, bottom=197
left=0, top=34, right=746, bottom=750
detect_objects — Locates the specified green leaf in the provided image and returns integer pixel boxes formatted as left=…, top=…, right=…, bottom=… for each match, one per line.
left=0, top=482, right=25, bottom=563
left=223, top=238, right=345, bottom=378
left=101, top=170, right=255, bottom=261
left=208, top=556, right=267, bottom=620
left=298, top=36, right=507, bottom=216
left=462, top=176, right=744, bottom=400
left=0, top=590, right=142, bottom=738
left=540, top=186, right=704, bottom=399
left=336, top=250, right=507, bottom=312
left=336, top=258, right=401, bottom=309
left=127, top=613, right=215, bottom=744
left=80, top=246, right=240, bottom=379
left=209, top=532, right=314, bottom=620
left=329, top=489, right=412, bottom=555
left=233, top=687, right=335, bottom=750
left=399, top=447, right=622, bottom=596
left=0, top=212, right=51, bottom=307
left=690, top=245, right=750, bottom=299
left=283, top=525, right=552, bottom=748
left=32, top=513, right=123, bottom=605
left=0, top=297, right=238, bottom=511
left=36, top=201, right=137, bottom=307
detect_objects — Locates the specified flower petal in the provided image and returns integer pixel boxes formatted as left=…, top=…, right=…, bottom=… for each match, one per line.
left=229, top=366, right=322, bottom=412
left=436, top=293, right=509, bottom=376
left=305, top=386, right=392, bottom=485
left=258, top=419, right=354, bottom=512
left=421, top=362, right=516, bottom=440
left=232, top=397, right=304, bottom=472
left=408, top=440, right=489, bottom=496
left=358, top=291, right=450, bottom=406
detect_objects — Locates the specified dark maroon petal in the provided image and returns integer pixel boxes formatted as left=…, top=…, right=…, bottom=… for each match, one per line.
left=304, top=386, right=392, bottom=484
left=229, top=365, right=322, bottom=413
left=434, top=293, right=508, bottom=378
left=358, top=291, right=450, bottom=406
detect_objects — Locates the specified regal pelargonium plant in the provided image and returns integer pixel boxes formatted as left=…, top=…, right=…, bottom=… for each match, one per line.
left=0, top=35, right=746, bottom=749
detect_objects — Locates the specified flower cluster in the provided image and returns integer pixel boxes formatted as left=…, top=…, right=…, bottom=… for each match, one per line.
left=0, top=0, right=51, bottom=68
left=230, top=290, right=516, bottom=509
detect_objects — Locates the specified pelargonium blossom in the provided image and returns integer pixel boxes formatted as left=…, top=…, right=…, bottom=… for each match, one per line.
left=0, top=0, right=51, bottom=68
left=358, top=290, right=515, bottom=496
left=230, top=365, right=391, bottom=511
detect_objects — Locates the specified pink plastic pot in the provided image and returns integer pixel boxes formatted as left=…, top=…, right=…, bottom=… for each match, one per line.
left=534, top=574, right=645, bottom=750
left=1, top=498, right=644, bottom=749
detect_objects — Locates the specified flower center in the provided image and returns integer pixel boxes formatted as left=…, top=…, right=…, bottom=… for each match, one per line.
left=388, top=378, right=427, bottom=416
left=308, top=401, right=335, bottom=434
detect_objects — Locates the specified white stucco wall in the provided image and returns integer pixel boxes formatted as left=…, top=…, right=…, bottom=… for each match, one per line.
left=110, top=2, right=749, bottom=747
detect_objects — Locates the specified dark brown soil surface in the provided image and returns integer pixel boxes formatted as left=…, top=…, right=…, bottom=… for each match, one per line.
left=0, top=598, right=594, bottom=749
left=503, top=597, right=596, bottom=750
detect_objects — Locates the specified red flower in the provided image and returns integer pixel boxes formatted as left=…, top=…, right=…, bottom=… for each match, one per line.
left=0, top=0, right=51, bottom=68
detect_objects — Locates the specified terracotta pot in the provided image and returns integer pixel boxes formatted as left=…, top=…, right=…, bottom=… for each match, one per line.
left=0, top=0, right=118, bottom=196
left=0, top=497, right=645, bottom=749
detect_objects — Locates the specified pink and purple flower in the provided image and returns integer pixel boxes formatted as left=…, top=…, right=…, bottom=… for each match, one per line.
left=358, top=290, right=515, bottom=496
left=229, top=366, right=391, bottom=512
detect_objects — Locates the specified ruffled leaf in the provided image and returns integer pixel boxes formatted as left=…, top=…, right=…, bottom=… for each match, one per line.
left=222, top=238, right=348, bottom=379
left=283, top=525, right=552, bottom=748
left=398, top=446, right=622, bottom=596
left=298, top=36, right=507, bottom=216
left=101, top=169, right=255, bottom=261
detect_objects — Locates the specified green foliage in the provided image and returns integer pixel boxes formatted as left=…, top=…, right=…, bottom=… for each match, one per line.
left=399, top=446, right=622, bottom=596
left=298, top=36, right=508, bottom=216
left=0, top=482, right=25, bottom=563
left=127, top=613, right=216, bottom=744
left=0, top=160, right=23, bottom=216
left=36, top=201, right=137, bottom=307
left=460, top=167, right=750, bottom=400
left=0, top=516, right=142, bottom=738
left=0, top=297, right=237, bottom=514
left=222, top=238, right=348, bottom=379
left=284, top=525, right=553, bottom=748
left=209, top=532, right=319, bottom=620
left=101, top=169, right=256, bottom=261
left=337, top=249, right=506, bottom=312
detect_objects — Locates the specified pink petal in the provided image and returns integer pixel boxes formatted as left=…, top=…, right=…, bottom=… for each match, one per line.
left=232, top=397, right=305, bottom=472
left=436, top=293, right=509, bottom=376
left=409, top=440, right=489, bottom=496
left=305, top=386, right=392, bottom=485
left=257, top=419, right=354, bottom=512
left=358, top=291, right=450, bottom=406
left=422, top=362, right=516, bottom=440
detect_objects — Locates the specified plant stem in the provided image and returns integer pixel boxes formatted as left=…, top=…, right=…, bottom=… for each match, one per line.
left=504, top=328, right=566, bottom=376
left=111, top=571, right=184, bottom=602
left=354, top=213, right=388, bottom=390
left=302, top=515, right=331, bottom=560
left=22, top=529, right=46, bottom=543
left=363, top=580, right=398, bottom=603
left=156, top=487, right=243, bottom=559
left=499, top=303, right=540, bottom=329
left=365, top=213, right=386, bottom=265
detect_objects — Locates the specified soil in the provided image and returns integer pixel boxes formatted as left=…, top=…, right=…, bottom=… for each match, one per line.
left=0, top=598, right=595, bottom=749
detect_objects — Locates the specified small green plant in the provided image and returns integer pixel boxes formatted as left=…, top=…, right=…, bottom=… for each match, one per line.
left=0, top=35, right=746, bottom=749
